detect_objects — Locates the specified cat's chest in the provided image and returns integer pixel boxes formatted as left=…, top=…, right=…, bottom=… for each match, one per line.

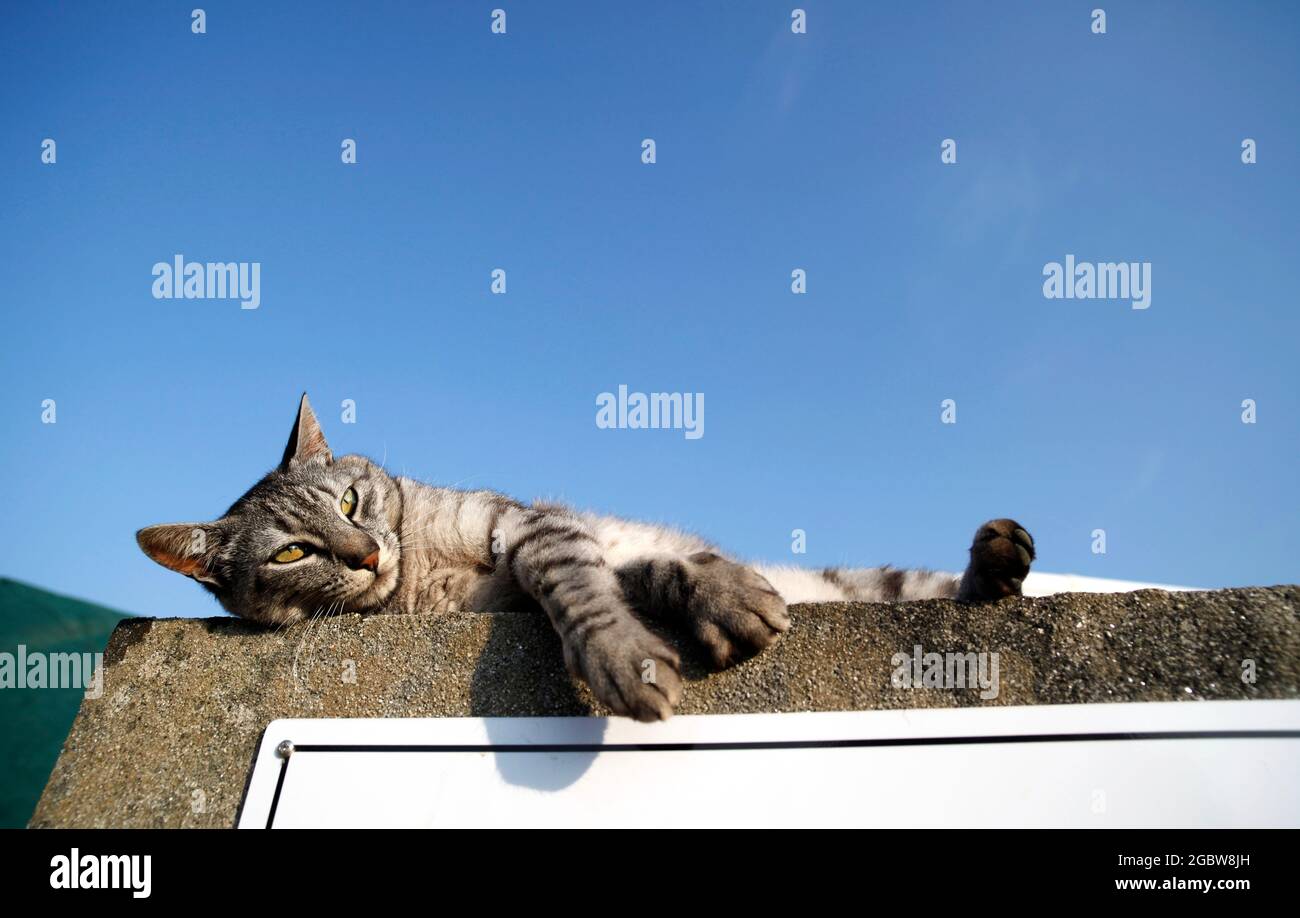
left=392, top=556, right=484, bottom=615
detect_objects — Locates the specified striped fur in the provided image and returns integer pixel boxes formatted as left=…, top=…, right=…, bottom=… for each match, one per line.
left=138, top=395, right=1035, bottom=721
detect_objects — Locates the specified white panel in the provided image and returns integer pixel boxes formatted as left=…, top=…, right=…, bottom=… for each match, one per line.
left=238, top=701, right=1300, bottom=828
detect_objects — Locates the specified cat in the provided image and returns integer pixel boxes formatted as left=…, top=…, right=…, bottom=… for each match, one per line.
left=138, top=394, right=1035, bottom=721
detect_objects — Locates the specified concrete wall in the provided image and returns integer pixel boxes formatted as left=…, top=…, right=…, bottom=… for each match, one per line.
left=31, top=585, right=1300, bottom=827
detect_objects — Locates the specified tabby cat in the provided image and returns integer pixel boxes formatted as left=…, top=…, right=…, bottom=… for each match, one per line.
left=138, top=395, right=1035, bottom=721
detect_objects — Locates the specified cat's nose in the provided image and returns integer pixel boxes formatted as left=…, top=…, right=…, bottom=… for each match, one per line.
left=339, top=538, right=381, bottom=572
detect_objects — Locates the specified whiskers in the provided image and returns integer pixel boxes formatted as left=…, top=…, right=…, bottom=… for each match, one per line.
left=396, top=523, right=444, bottom=553
left=289, top=597, right=346, bottom=691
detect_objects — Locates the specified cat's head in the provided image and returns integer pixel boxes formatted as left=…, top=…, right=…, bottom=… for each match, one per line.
left=137, top=394, right=403, bottom=626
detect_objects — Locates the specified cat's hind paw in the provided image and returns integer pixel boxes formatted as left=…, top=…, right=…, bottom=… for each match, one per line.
left=957, top=519, right=1035, bottom=602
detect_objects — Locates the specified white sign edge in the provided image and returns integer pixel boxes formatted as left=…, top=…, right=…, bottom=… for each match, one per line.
left=237, top=699, right=1300, bottom=828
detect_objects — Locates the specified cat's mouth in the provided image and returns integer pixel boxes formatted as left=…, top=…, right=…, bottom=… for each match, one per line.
left=341, top=555, right=399, bottom=611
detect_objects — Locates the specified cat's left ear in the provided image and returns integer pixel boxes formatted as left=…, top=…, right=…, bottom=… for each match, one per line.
left=136, top=522, right=226, bottom=587
left=281, top=392, right=332, bottom=468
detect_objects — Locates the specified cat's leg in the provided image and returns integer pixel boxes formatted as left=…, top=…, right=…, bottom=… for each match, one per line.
left=615, top=550, right=792, bottom=669
left=755, top=518, right=1035, bottom=604
left=537, top=514, right=791, bottom=670
left=496, top=504, right=683, bottom=721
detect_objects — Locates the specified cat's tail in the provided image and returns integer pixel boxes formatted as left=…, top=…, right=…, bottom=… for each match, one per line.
left=751, top=564, right=959, bottom=605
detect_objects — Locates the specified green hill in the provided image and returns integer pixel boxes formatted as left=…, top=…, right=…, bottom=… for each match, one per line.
left=0, top=578, right=130, bottom=827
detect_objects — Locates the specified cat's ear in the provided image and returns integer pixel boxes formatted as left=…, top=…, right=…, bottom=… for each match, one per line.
left=281, top=392, right=332, bottom=468
left=136, top=522, right=225, bottom=587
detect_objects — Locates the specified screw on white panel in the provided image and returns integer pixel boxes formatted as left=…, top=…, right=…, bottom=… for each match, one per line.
left=276, top=740, right=294, bottom=759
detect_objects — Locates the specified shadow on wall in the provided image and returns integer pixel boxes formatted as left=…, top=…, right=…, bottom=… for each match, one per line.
left=468, top=609, right=599, bottom=789
left=465, top=605, right=723, bottom=792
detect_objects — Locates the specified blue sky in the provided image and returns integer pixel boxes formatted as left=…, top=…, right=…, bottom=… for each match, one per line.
left=1, top=1, right=1297, bottom=618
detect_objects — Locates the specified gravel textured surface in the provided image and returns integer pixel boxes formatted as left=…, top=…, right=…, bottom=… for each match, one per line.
left=30, top=585, right=1300, bottom=827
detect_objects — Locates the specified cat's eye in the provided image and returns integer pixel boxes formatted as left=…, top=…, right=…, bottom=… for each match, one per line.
left=340, top=487, right=358, bottom=518
left=273, top=544, right=307, bottom=564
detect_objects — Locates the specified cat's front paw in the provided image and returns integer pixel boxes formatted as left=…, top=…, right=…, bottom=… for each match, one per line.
left=958, top=519, right=1035, bottom=602
left=684, top=553, right=791, bottom=668
left=564, top=618, right=683, bottom=722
